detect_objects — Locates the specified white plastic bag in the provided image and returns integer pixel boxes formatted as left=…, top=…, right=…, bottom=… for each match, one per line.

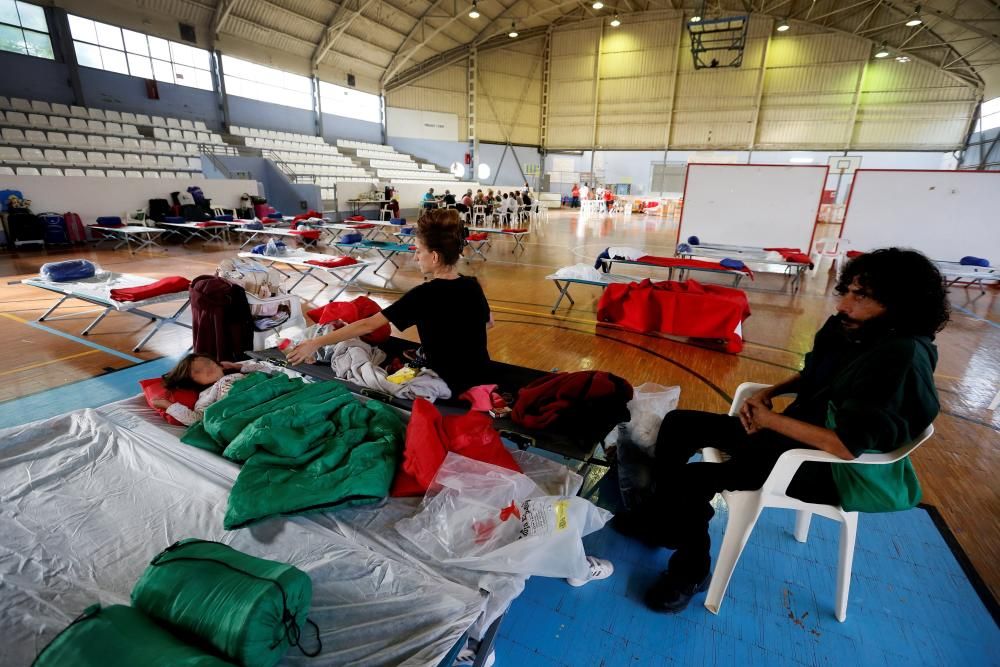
left=396, top=453, right=612, bottom=580
left=625, top=382, right=680, bottom=456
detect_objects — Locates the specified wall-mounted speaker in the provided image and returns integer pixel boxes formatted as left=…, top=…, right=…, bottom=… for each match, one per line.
left=347, top=74, right=356, bottom=87
left=179, top=23, right=196, bottom=43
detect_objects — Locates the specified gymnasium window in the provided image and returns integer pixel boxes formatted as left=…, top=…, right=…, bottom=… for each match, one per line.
left=221, top=55, right=313, bottom=111
left=68, top=14, right=213, bottom=90
left=319, top=81, right=381, bottom=123
left=0, top=0, right=53, bottom=60
left=975, top=97, right=1000, bottom=133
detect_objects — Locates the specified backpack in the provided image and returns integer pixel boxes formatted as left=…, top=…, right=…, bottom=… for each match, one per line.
left=187, top=186, right=206, bottom=206
left=38, top=213, right=69, bottom=245
left=148, top=199, right=171, bottom=222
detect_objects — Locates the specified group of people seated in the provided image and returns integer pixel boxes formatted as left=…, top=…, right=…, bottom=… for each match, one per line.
left=157, top=208, right=949, bottom=612
left=420, top=185, right=533, bottom=225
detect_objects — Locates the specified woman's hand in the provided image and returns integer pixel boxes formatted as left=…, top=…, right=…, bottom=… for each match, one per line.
left=285, top=339, right=322, bottom=365
left=151, top=398, right=174, bottom=410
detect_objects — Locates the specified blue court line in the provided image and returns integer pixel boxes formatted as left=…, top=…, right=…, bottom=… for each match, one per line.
left=0, top=356, right=179, bottom=429
left=952, top=304, right=1000, bottom=330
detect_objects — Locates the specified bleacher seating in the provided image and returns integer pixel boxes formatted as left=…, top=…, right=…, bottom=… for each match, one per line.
left=0, top=96, right=211, bottom=180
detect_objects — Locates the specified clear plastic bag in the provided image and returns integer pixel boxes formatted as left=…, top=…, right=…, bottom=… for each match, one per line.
left=395, top=453, right=612, bottom=579
left=625, top=383, right=680, bottom=456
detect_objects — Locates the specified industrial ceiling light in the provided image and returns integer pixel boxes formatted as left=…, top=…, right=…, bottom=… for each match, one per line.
left=895, top=55, right=911, bottom=63
left=905, top=6, right=922, bottom=27
left=776, top=18, right=790, bottom=32
left=508, top=20, right=518, bottom=38
left=690, top=15, right=701, bottom=22
left=610, top=14, right=621, bottom=27
left=874, top=43, right=890, bottom=58
left=592, top=1, right=604, bottom=9
left=468, top=0, right=479, bottom=19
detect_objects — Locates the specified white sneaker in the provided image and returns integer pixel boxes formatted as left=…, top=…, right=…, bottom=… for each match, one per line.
left=453, top=647, right=496, bottom=667
left=566, top=556, right=614, bottom=587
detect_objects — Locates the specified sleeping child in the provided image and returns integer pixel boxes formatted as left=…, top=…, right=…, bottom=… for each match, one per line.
left=152, top=353, right=291, bottom=426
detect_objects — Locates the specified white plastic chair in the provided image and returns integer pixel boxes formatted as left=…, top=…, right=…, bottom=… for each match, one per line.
left=810, top=236, right=850, bottom=275
left=703, top=381, right=933, bottom=622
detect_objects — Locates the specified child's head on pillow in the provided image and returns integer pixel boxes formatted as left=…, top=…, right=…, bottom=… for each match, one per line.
left=162, top=353, right=225, bottom=390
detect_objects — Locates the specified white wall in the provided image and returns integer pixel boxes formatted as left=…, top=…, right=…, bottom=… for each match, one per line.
left=386, top=107, right=459, bottom=142
left=2, top=176, right=261, bottom=224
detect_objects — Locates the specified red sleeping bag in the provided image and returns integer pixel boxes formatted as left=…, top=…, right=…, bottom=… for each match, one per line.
left=467, top=232, right=489, bottom=242
left=348, top=223, right=376, bottom=229
left=289, top=229, right=321, bottom=240
left=635, top=255, right=754, bottom=278
left=109, top=276, right=191, bottom=303
left=304, top=256, right=358, bottom=268
left=306, top=295, right=390, bottom=344
left=764, top=247, right=813, bottom=266
left=596, top=278, right=750, bottom=353
left=501, top=228, right=528, bottom=234
left=391, top=398, right=521, bottom=497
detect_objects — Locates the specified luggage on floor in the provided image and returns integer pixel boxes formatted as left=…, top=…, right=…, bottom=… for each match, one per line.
left=63, top=211, right=86, bottom=243
left=8, top=211, right=44, bottom=248
left=39, top=213, right=69, bottom=245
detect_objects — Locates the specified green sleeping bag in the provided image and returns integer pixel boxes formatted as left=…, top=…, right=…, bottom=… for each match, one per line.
left=131, top=539, right=316, bottom=667
left=32, top=604, right=234, bottom=666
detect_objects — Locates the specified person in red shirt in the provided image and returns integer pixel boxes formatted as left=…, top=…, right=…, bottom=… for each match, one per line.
left=571, top=183, right=581, bottom=208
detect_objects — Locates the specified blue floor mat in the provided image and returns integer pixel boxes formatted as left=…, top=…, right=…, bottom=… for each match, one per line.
left=0, top=356, right=179, bottom=428
left=495, top=503, right=1000, bottom=666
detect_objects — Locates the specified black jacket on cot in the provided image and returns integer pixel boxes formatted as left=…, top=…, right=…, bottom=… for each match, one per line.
left=382, top=275, right=490, bottom=393
left=190, top=276, right=253, bottom=363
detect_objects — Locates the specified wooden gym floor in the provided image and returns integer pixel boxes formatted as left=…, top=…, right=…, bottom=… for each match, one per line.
left=0, top=208, right=996, bottom=604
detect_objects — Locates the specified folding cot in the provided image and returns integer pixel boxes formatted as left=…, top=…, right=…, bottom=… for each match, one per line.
left=21, top=272, right=191, bottom=351
left=933, top=260, right=998, bottom=293
left=89, top=224, right=165, bottom=254
left=249, top=338, right=610, bottom=466
left=237, top=250, right=373, bottom=299
left=0, top=394, right=584, bottom=666
left=599, top=254, right=748, bottom=287
left=466, top=226, right=531, bottom=253
left=157, top=219, right=230, bottom=245
left=545, top=271, right=636, bottom=314
left=675, top=244, right=811, bottom=290
left=232, top=224, right=320, bottom=249
left=333, top=239, right=416, bottom=275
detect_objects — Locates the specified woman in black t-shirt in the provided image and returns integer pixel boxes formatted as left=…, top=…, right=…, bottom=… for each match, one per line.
left=286, top=209, right=493, bottom=392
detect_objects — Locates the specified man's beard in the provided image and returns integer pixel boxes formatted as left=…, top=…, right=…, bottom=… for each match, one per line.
left=834, top=312, right=862, bottom=328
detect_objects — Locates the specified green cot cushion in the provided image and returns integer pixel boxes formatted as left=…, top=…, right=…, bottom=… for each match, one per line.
left=131, top=539, right=314, bottom=667
left=32, top=604, right=233, bottom=666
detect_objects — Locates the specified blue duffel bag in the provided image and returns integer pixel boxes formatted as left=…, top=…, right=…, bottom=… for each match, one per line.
left=41, top=259, right=97, bottom=282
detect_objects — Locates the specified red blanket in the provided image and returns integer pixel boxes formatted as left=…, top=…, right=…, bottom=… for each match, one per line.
left=109, top=276, right=191, bottom=303
left=289, top=229, right=321, bottom=240
left=764, top=247, right=812, bottom=265
left=512, top=371, right=632, bottom=432
left=306, top=295, right=389, bottom=343
left=635, top=255, right=754, bottom=278
left=502, top=228, right=528, bottom=234
left=467, top=232, right=489, bottom=242
left=348, top=223, right=376, bottom=229
left=596, top=279, right=750, bottom=353
left=304, top=256, right=358, bottom=268
left=391, top=398, right=520, bottom=497
left=292, top=210, right=323, bottom=223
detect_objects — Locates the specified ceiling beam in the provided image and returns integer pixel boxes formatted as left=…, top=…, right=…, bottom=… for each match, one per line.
left=213, top=0, right=235, bottom=38
left=312, top=0, right=381, bottom=69
left=882, top=1, right=1000, bottom=48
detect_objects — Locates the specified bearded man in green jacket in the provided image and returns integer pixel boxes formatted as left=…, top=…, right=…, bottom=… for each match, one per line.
left=617, top=247, right=950, bottom=613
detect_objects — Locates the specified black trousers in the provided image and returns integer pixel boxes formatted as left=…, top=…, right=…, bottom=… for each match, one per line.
left=650, top=410, right=840, bottom=584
